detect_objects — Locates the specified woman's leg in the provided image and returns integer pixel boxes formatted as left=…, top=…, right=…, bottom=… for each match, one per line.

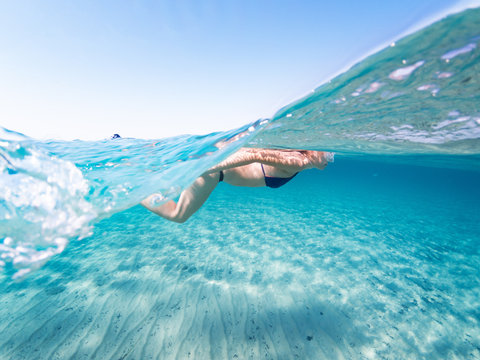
left=141, top=172, right=220, bottom=223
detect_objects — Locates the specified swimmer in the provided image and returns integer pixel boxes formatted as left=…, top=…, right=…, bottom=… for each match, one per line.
left=141, top=148, right=331, bottom=223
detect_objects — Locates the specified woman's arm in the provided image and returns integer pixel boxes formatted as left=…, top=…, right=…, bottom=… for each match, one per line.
left=206, top=148, right=319, bottom=174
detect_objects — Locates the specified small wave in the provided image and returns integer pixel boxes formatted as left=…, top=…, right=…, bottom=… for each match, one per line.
left=0, top=120, right=266, bottom=277
left=249, top=8, right=480, bottom=156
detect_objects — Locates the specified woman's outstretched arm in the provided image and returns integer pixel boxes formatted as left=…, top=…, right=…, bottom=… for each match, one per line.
left=206, top=148, right=325, bottom=174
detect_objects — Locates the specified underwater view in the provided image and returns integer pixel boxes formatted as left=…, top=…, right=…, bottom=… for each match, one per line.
left=1, top=6, right=480, bottom=360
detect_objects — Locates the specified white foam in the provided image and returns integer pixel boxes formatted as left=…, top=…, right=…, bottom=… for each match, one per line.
left=441, top=43, right=476, bottom=60
left=0, top=142, right=96, bottom=277
left=389, top=61, right=425, bottom=81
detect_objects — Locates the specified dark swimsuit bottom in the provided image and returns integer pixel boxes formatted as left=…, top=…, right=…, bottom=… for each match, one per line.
left=218, top=164, right=297, bottom=188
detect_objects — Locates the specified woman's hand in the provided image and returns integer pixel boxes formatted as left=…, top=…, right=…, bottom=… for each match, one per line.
left=301, top=151, right=328, bottom=170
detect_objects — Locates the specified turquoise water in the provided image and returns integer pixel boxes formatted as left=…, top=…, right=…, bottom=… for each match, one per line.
left=1, top=8, right=480, bottom=359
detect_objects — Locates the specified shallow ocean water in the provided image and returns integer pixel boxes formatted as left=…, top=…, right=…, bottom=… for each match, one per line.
left=1, top=6, right=480, bottom=360
left=1, top=158, right=479, bottom=359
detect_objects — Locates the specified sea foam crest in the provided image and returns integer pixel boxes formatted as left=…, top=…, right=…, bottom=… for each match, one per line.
left=0, top=133, right=96, bottom=278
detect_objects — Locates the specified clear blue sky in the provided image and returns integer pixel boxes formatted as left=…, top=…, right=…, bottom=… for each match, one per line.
left=0, top=0, right=476, bottom=140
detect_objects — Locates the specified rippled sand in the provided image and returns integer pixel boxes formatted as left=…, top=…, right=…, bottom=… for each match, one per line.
left=1, top=159, right=479, bottom=359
